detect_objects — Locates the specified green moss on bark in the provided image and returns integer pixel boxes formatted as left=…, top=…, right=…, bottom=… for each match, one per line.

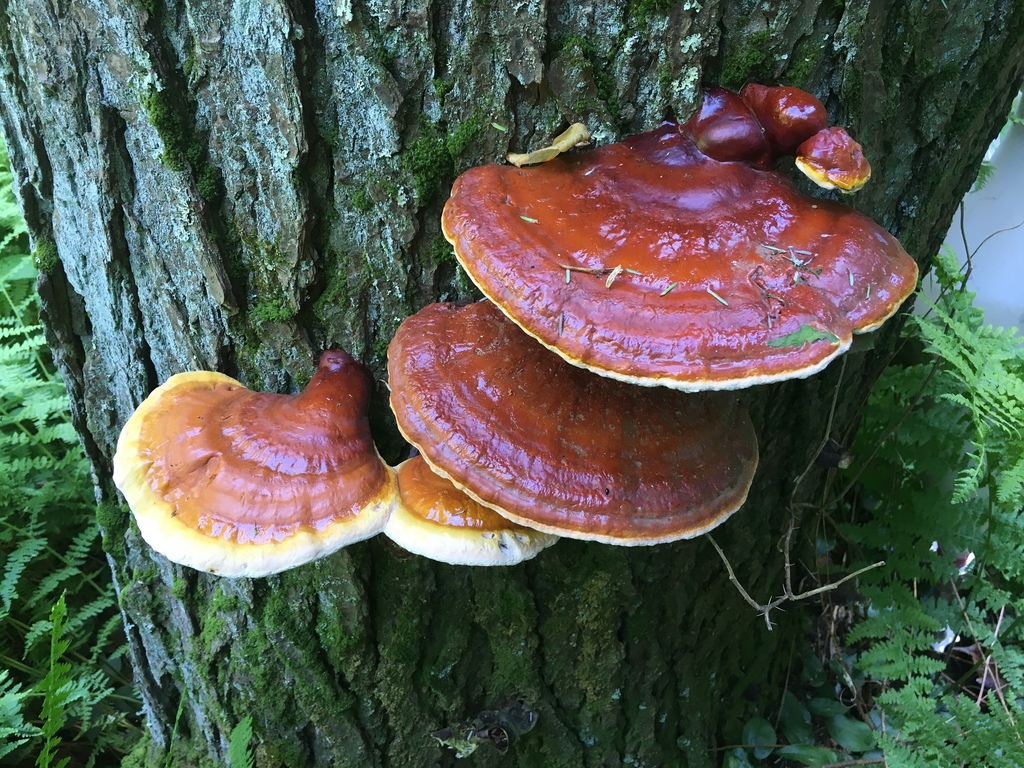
left=142, top=86, right=222, bottom=201
left=430, top=232, right=456, bottom=266
left=31, top=238, right=59, bottom=272
left=350, top=187, right=372, bottom=213
left=632, top=0, right=676, bottom=24
left=446, top=112, right=484, bottom=158
left=236, top=234, right=298, bottom=327
left=197, top=583, right=239, bottom=652
left=720, top=29, right=774, bottom=89
left=96, top=500, right=130, bottom=557
left=170, top=575, right=187, bottom=602
left=313, top=266, right=351, bottom=321
left=372, top=554, right=441, bottom=764
left=557, top=35, right=623, bottom=123
left=403, top=125, right=452, bottom=202
left=782, top=36, right=826, bottom=88
left=471, top=568, right=541, bottom=695
left=218, top=571, right=369, bottom=766
left=249, top=298, right=297, bottom=324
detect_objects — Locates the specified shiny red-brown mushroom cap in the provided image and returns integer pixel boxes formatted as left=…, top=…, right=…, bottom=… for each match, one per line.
left=738, top=83, right=829, bottom=156
left=795, top=126, right=872, bottom=192
left=681, top=87, right=772, bottom=166
left=386, top=456, right=558, bottom=565
left=442, top=123, right=918, bottom=391
left=112, top=350, right=397, bottom=577
left=387, top=301, right=759, bottom=544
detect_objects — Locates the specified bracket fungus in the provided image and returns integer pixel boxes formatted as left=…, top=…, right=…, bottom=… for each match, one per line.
left=112, top=350, right=397, bottom=577
left=442, top=87, right=917, bottom=391
left=387, top=301, right=758, bottom=544
left=386, top=455, right=557, bottom=565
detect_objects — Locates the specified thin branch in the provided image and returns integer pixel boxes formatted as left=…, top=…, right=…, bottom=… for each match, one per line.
left=965, top=217, right=1024, bottom=284
left=774, top=640, right=798, bottom=732
left=707, top=357, right=891, bottom=629
left=958, top=202, right=971, bottom=288
left=788, top=561, right=886, bottom=602
left=708, top=534, right=884, bottom=631
left=707, top=535, right=774, bottom=629
left=793, top=357, right=848, bottom=500
left=948, top=579, right=1018, bottom=735
left=977, top=605, right=1008, bottom=710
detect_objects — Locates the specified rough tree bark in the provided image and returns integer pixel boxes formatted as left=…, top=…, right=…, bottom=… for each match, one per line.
left=1, top=0, right=1021, bottom=765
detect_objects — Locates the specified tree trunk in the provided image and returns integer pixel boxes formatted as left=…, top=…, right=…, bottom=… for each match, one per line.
left=1, top=0, right=1021, bottom=764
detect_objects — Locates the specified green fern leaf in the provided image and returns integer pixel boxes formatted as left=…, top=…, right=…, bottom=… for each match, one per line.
left=227, top=715, right=255, bottom=768
left=0, top=669, right=39, bottom=758
left=972, top=159, right=996, bottom=191
left=0, top=535, right=47, bottom=618
left=36, top=593, right=72, bottom=768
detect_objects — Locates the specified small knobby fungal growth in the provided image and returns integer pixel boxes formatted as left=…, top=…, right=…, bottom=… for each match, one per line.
left=386, top=455, right=558, bottom=565
left=506, top=122, right=592, bottom=167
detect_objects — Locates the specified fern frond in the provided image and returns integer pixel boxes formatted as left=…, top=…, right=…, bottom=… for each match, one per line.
left=972, top=160, right=997, bottom=192
left=88, top=614, right=125, bottom=666
left=1, top=454, right=60, bottom=475
left=59, top=667, right=113, bottom=733
left=944, top=694, right=1024, bottom=766
left=858, top=640, right=946, bottom=680
left=62, top=594, right=116, bottom=652
left=36, top=593, right=72, bottom=768
left=0, top=669, right=39, bottom=758
left=995, top=447, right=1024, bottom=507
left=227, top=715, right=255, bottom=768
left=0, top=535, right=47, bottom=618
left=23, top=617, right=54, bottom=654
left=951, top=454, right=986, bottom=504
left=64, top=527, right=100, bottom=569
left=25, top=566, right=83, bottom=612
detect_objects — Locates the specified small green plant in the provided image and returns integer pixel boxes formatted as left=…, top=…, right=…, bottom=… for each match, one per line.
left=722, top=240, right=1024, bottom=766
left=36, top=593, right=71, bottom=768
left=835, top=243, right=1024, bottom=766
left=0, top=669, right=37, bottom=759
left=727, top=650, right=882, bottom=766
